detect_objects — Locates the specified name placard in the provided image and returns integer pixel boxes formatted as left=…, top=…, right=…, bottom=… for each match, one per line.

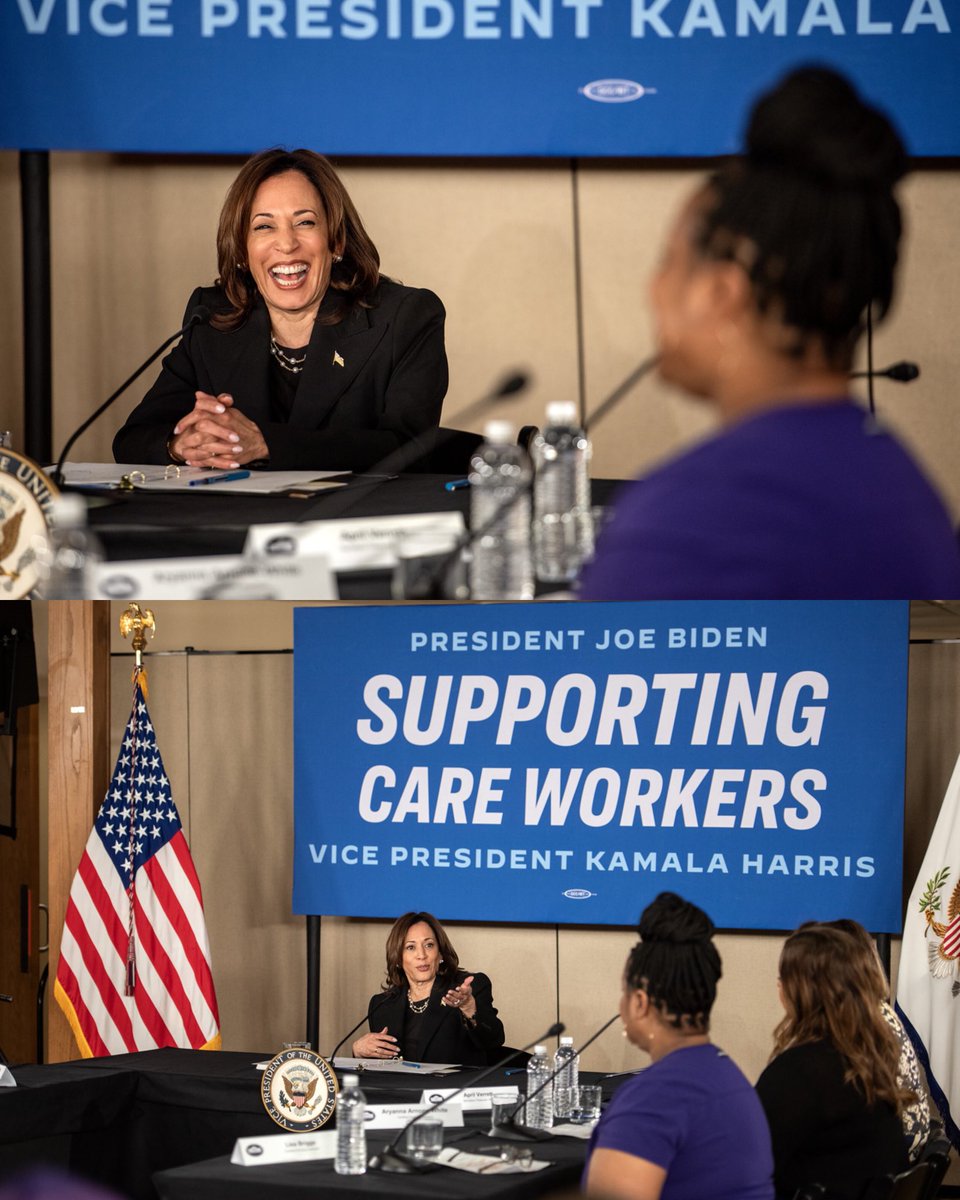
left=93, top=553, right=336, bottom=600
left=231, top=1130, right=336, bottom=1167
left=419, top=1085, right=519, bottom=1110
left=246, top=512, right=464, bottom=572
left=362, top=1101, right=464, bottom=1130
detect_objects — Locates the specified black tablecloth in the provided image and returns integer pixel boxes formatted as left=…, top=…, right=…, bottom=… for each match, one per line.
left=0, top=1050, right=287, bottom=1199
left=152, top=1122, right=588, bottom=1200
left=0, top=1050, right=622, bottom=1200
left=83, top=475, right=624, bottom=600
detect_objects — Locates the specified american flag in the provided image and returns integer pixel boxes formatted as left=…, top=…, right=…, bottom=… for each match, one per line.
left=54, top=671, right=220, bottom=1057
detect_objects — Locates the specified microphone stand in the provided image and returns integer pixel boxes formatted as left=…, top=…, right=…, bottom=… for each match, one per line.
left=327, top=989, right=399, bottom=1065
left=294, top=371, right=530, bottom=523
left=52, top=307, right=211, bottom=488
left=369, top=1020, right=565, bottom=1174
left=490, top=1012, right=620, bottom=1142
left=412, top=354, right=660, bottom=599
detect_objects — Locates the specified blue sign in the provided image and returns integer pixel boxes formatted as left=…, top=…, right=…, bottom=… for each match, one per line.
left=293, top=601, right=909, bottom=930
left=2, top=2, right=955, bottom=154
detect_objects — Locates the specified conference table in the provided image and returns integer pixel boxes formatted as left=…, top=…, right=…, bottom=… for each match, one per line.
left=80, top=473, right=624, bottom=599
left=1, top=1048, right=624, bottom=1200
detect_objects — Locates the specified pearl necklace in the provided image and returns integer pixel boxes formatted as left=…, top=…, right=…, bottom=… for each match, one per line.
left=407, top=994, right=429, bottom=1014
left=270, top=334, right=306, bottom=374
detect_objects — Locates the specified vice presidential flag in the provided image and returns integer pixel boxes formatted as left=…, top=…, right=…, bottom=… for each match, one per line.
left=54, top=670, right=220, bottom=1057
left=896, top=750, right=960, bottom=1147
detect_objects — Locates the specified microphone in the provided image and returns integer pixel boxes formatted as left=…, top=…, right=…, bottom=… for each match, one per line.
left=444, top=371, right=529, bottom=427
left=413, top=353, right=660, bottom=600
left=327, top=989, right=399, bottom=1064
left=491, top=1012, right=619, bottom=1141
left=295, top=369, right=531, bottom=522
left=849, top=360, right=920, bottom=382
left=369, top=1020, right=565, bottom=1174
left=52, top=306, right=212, bottom=487
left=584, top=354, right=660, bottom=433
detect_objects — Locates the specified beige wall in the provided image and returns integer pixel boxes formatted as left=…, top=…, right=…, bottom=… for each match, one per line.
left=2, top=152, right=959, bottom=520
left=88, top=601, right=956, bottom=1087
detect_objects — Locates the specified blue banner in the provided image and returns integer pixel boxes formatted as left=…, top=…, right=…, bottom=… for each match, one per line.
left=293, top=601, right=909, bottom=930
left=2, top=2, right=955, bottom=155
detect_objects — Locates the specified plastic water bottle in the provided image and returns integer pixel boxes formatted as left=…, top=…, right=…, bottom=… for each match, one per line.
left=553, top=1035, right=579, bottom=1120
left=468, top=420, right=534, bottom=600
left=523, top=1043, right=554, bottom=1131
left=335, top=1073, right=367, bottom=1175
left=40, top=494, right=104, bottom=599
left=532, top=401, right=594, bottom=583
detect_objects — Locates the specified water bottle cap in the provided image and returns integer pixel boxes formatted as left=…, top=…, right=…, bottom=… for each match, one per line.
left=342, top=1073, right=359, bottom=1086
left=546, top=401, right=577, bottom=425
left=50, top=493, right=87, bottom=529
left=533, top=1044, right=546, bottom=1055
left=560, top=1036, right=574, bottom=1046
left=484, top=419, right=515, bottom=445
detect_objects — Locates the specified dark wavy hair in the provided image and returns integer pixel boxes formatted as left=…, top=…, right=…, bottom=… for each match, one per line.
left=213, top=148, right=380, bottom=331
left=774, top=924, right=906, bottom=1110
left=692, top=66, right=907, bottom=370
left=624, top=892, right=722, bottom=1034
left=818, top=918, right=890, bottom=1003
left=382, top=912, right=460, bottom=992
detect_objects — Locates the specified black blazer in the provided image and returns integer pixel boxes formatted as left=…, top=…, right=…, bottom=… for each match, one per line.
left=365, top=971, right=504, bottom=1067
left=112, top=279, right=448, bottom=471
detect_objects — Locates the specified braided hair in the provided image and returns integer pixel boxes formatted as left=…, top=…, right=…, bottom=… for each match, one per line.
left=625, top=892, right=722, bottom=1034
left=693, top=66, right=907, bottom=370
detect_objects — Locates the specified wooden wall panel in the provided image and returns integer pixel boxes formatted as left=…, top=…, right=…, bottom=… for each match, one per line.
left=46, top=601, right=110, bottom=1063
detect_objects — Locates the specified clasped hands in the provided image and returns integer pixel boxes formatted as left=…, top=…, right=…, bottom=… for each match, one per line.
left=168, top=391, right=268, bottom=469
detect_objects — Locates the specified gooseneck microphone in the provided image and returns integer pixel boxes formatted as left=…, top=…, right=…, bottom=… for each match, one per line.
left=327, top=989, right=399, bottom=1064
left=369, top=1020, right=565, bottom=1174
left=296, top=369, right=531, bottom=522
left=583, top=354, right=660, bottom=433
left=445, top=371, right=529, bottom=426
left=416, top=351, right=661, bottom=599
left=849, top=360, right=920, bottom=383
left=491, top=1012, right=620, bottom=1141
left=52, top=305, right=212, bottom=488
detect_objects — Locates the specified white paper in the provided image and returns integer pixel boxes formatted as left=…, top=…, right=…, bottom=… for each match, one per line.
left=91, top=553, right=336, bottom=600
left=419, top=1085, right=519, bottom=1111
left=333, top=1056, right=461, bottom=1074
left=436, top=1146, right=550, bottom=1175
left=230, top=1130, right=337, bottom=1166
left=0, top=1065, right=16, bottom=1087
left=362, top=1101, right=463, bottom=1130
left=60, top=462, right=345, bottom=495
left=245, top=511, right=465, bottom=571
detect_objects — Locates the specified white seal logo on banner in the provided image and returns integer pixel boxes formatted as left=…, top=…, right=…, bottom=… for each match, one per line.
left=580, top=80, right=654, bottom=103
left=563, top=888, right=596, bottom=900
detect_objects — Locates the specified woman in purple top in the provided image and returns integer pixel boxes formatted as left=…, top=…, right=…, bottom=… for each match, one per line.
left=579, top=67, right=960, bottom=599
left=582, top=892, right=774, bottom=1200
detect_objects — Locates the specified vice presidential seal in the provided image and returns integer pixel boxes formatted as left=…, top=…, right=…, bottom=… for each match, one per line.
left=0, top=451, right=57, bottom=599
left=261, top=1047, right=338, bottom=1131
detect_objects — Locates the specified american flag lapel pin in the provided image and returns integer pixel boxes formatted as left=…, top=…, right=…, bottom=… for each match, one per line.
left=333, top=350, right=345, bottom=368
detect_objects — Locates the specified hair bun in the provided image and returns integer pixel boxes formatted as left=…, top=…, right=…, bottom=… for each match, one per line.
left=638, top=891, right=715, bottom=945
left=745, top=67, right=907, bottom=190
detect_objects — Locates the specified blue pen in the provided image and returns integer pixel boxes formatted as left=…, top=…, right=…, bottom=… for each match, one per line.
left=400, top=1061, right=422, bottom=1069
left=188, top=470, right=251, bottom=487
left=444, top=478, right=470, bottom=492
